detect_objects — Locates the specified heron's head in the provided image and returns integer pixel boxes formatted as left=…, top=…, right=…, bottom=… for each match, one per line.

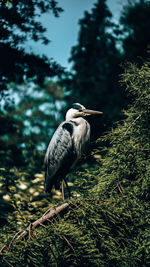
left=66, top=103, right=103, bottom=120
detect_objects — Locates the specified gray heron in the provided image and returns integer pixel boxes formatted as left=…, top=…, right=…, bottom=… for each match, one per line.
left=44, top=103, right=102, bottom=200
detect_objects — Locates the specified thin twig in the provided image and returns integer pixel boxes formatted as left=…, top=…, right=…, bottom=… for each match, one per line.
left=8, top=230, right=24, bottom=249
left=118, top=180, right=123, bottom=193
left=117, top=183, right=122, bottom=194
left=112, top=180, right=123, bottom=195
left=124, top=113, right=143, bottom=136
left=39, top=223, right=47, bottom=228
left=62, top=235, right=76, bottom=255
left=0, top=230, right=24, bottom=254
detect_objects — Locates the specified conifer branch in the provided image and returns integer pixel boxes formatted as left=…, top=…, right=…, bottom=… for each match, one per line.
left=0, top=202, right=69, bottom=254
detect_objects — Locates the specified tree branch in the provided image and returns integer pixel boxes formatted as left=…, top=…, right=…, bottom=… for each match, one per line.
left=0, top=202, right=69, bottom=254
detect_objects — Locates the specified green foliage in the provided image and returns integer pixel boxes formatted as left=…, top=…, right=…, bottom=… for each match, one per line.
left=1, top=62, right=150, bottom=266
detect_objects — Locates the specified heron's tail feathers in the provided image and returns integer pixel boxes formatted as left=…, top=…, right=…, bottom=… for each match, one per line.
left=44, top=171, right=54, bottom=193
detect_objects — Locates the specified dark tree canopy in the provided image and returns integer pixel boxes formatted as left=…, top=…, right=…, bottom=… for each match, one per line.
left=65, top=0, right=150, bottom=135
left=0, top=0, right=64, bottom=92
left=120, top=0, right=150, bottom=60
left=68, top=0, right=124, bottom=134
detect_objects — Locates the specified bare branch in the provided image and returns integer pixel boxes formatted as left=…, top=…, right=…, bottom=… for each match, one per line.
left=0, top=202, right=69, bottom=254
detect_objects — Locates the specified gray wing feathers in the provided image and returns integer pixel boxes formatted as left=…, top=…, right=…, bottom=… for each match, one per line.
left=44, top=123, right=74, bottom=192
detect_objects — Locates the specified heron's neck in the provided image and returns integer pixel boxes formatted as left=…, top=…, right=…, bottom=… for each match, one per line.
left=70, top=117, right=84, bottom=124
left=66, top=109, right=77, bottom=120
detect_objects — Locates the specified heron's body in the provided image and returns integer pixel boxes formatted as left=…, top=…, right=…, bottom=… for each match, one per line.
left=44, top=117, right=90, bottom=193
left=44, top=103, right=102, bottom=198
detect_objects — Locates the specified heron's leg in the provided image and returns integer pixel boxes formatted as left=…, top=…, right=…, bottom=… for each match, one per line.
left=64, top=178, right=71, bottom=199
left=61, top=180, right=65, bottom=201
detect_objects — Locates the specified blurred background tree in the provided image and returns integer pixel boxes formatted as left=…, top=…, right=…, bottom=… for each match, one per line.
left=0, top=0, right=67, bottom=170
left=66, top=0, right=124, bottom=135
left=120, top=0, right=150, bottom=61
left=62, top=0, right=150, bottom=136
left=3, top=79, right=67, bottom=171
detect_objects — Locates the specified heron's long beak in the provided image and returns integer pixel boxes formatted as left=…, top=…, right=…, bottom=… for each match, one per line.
left=83, top=109, right=103, bottom=115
